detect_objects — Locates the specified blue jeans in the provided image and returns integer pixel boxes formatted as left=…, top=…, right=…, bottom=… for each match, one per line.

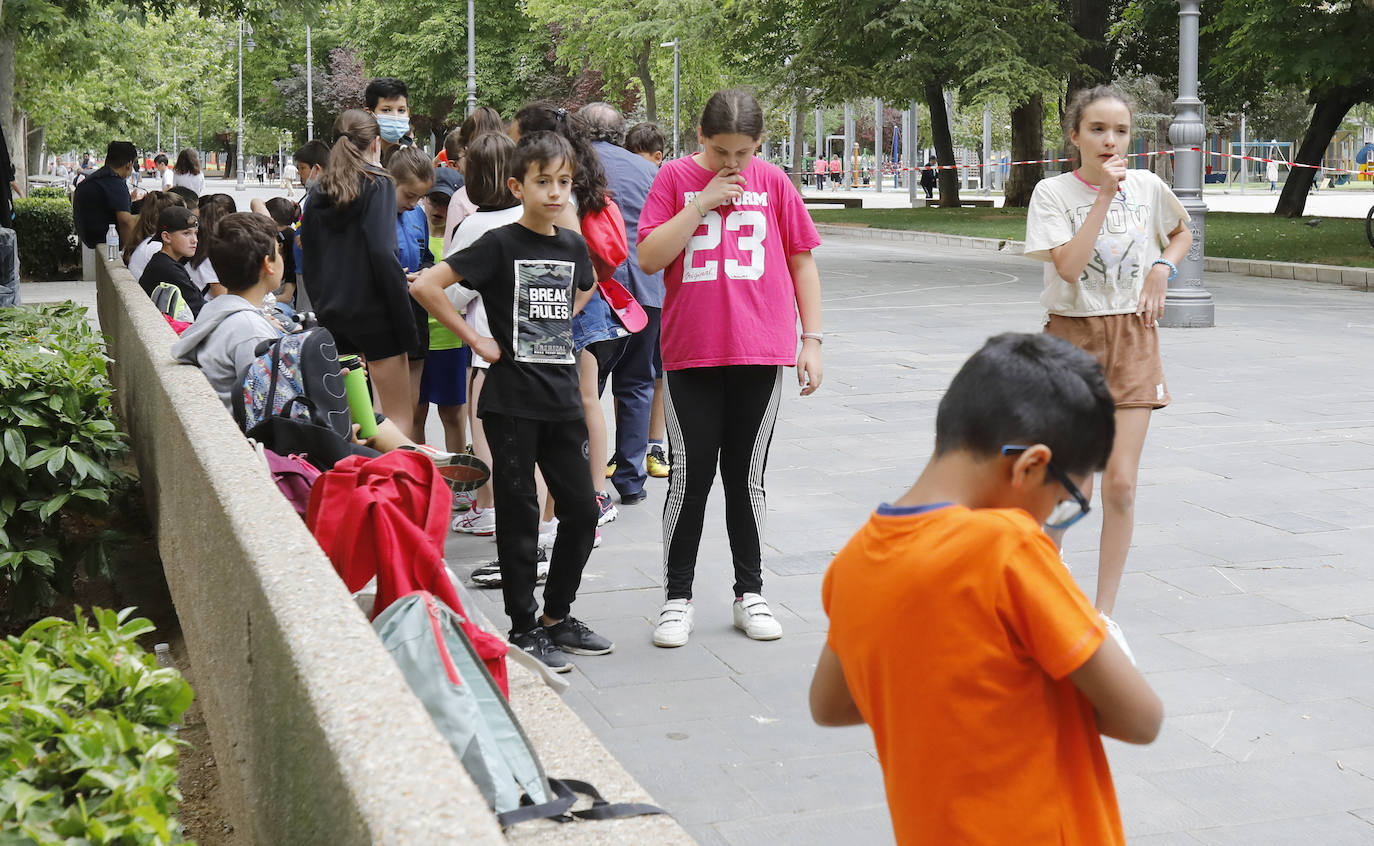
left=606, top=306, right=660, bottom=497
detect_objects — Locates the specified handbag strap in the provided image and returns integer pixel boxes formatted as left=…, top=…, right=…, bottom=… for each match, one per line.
left=495, top=777, right=666, bottom=828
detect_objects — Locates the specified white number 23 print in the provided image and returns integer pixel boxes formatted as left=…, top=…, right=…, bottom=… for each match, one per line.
left=682, top=209, right=767, bottom=283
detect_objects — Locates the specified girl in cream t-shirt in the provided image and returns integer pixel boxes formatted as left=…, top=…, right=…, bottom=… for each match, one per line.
left=1022, top=84, right=1192, bottom=650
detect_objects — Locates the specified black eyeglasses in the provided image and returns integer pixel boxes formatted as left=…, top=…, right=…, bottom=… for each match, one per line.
left=1001, top=445, right=1091, bottom=530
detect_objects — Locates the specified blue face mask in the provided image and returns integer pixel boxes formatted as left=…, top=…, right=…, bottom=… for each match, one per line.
left=377, top=115, right=410, bottom=143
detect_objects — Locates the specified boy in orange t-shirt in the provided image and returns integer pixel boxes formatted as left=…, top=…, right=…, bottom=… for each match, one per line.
left=811, top=333, right=1162, bottom=845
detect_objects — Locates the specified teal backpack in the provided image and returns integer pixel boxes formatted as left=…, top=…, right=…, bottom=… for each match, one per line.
left=373, top=592, right=667, bottom=827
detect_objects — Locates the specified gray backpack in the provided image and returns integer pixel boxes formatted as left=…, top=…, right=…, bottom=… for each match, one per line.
left=373, top=591, right=666, bottom=827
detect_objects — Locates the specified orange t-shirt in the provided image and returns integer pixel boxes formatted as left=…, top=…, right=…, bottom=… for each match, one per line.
left=822, top=503, right=1119, bottom=845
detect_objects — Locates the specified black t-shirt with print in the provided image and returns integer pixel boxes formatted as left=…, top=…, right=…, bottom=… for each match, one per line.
left=444, top=222, right=595, bottom=421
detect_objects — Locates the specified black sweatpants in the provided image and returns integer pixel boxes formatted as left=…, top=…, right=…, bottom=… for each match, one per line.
left=662, top=365, right=783, bottom=600
left=484, top=412, right=599, bottom=634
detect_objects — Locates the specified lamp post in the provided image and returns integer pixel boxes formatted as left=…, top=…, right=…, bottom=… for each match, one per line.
left=659, top=39, right=680, bottom=158
left=466, top=0, right=477, bottom=115
left=306, top=23, right=314, bottom=140
left=1161, top=0, right=1215, bottom=328
left=236, top=18, right=255, bottom=190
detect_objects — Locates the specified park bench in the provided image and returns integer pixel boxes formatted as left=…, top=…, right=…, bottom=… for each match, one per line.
left=804, top=196, right=865, bottom=209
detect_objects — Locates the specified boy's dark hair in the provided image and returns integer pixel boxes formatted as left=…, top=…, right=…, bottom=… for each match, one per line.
left=294, top=139, right=331, bottom=170
left=105, top=141, right=138, bottom=169
left=365, top=77, right=408, bottom=109
left=167, top=185, right=199, bottom=204
left=264, top=197, right=300, bottom=227
left=510, top=131, right=577, bottom=186
left=154, top=153, right=169, bottom=166
left=210, top=212, right=279, bottom=293
left=699, top=88, right=764, bottom=140
left=157, top=205, right=198, bottom=238
left=465, top=132, right=516, bottom=207
left=624, top=122, right=666, bottom=155
left=933, top=333, right=1115, bottom=477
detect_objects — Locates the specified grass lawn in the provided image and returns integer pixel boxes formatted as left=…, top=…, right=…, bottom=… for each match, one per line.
left=809, top=207, right=1374, bottom=268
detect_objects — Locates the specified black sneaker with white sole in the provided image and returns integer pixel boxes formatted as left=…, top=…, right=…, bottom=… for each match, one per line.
left=543, top=616, right=614, bottom=656
left=470, top=547, right=548, bottom=588
left=509, top=626, right=572, bottom=673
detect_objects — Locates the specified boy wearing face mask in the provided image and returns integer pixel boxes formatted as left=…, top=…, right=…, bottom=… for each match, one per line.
left=366, top=77, right=414, bottom=154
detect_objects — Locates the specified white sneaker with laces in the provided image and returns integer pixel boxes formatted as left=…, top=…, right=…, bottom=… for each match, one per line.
left=652, top=599, right=694, bottom=648
left=453, top=505, right=496, bottom=535
left=733, top=593, right=782, bottom=641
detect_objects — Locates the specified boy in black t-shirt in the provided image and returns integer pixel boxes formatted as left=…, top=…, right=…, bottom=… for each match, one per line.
left=410, top=131, right=609, bottom=672
left=139, top=205, right=207, bottom=317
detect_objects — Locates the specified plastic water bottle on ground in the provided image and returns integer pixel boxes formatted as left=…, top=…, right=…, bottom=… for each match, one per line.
left=104, top=224, right=119, bottom=261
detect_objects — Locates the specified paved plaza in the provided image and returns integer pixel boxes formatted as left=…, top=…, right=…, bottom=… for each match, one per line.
left=26, top=226, right=1374, bottom=843
left=441, top=235, right=1374, bottom=845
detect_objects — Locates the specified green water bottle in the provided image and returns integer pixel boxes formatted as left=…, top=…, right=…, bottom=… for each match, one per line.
left=338, top=354, right=378, bottom=439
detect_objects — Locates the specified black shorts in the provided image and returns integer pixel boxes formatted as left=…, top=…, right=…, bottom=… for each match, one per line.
left=334, top=328, right=410, bottom=362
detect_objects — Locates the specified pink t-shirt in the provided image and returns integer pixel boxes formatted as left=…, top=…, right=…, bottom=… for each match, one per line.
left=639, top=156, right=821, bottom=371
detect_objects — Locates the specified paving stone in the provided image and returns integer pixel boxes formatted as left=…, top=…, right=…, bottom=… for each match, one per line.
left=725, top=751, right=886, bottom=817
left=1189, top=813, right=1374, bottom=845
left=713, top=805, right=896, bottom=846
left=1144, top=755, right=1374, bottom=826
left=582, top=676, right=768, bottom=728
left=1139, top=593, right=1313, bottom=630
left=1223, top=654, right=1374, bottom=704
left=1141, top=667, right=1283, bottom=716
left=1171, top=699, right=1374, bottom=762
left=1112, top=772, right=1213, bottom=836
left=1165, top=619, right=1374, bottom=664
left=1261, top=580, right=1374, bottom=618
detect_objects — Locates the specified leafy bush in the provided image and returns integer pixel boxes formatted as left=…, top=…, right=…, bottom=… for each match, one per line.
left=12, top=197, right=80, bottom=282
left=0, top=304, right=132, bottom=623
left=0, top=607, right=194, bottom=844
left=27, top=187, right=67, bottom=200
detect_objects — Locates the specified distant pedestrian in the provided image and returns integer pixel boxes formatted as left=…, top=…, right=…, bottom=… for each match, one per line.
left=920, top=157, right=937, bottom=199
left=827, top=154, right=842, bottom=189
left=1023, top=84, right=1192, bottom=639
left=172, top=148, right=204, bottom=197
left=72, top=140, right=139, bottom=248
left=813, top=154, right=826, bottom=189
left=154, top=153, right=174, bottom=190
left=1266, top=158, right=1279, bottom=192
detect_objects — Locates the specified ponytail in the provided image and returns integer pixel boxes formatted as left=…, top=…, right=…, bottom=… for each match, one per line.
left=320, top=109, right=382, bottom=207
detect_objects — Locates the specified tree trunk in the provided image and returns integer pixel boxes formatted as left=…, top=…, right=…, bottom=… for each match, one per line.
left=0, top=33, right=20, bottom=191
left=1067, top=0, right=1111, bottom=95
left=1004, top=94, right=1043, bottom=207
left=636, top=45, right=656, bottom=124
left=925, top=79, right=960, bottom=207
left=1275, top=87, right=1358, bottom=218
left=790, top=98, right=803, bottom=192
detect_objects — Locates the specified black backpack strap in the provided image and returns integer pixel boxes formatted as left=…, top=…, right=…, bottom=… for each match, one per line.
left=263, top=339, right=284, bottom=421
left=495, top=778, right=666, bottom=828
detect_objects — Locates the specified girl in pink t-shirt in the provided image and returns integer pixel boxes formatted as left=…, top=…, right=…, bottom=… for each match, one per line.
left=638, top=88, right=823, bottom=649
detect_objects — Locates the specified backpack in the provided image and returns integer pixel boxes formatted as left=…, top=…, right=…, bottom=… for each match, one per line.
left=263, top=449, right=321, bottom=517
left=305, top=450, right=509, bottom=695
left=580, top=199, right=629, bottom=283
left=233, top=326, right=351, bottom=440
left=150, top=281, right=194, bottom=323
left=374, top=591, right=666, bottom=827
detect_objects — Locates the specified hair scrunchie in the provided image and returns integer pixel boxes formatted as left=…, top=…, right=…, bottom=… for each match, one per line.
left=555, top=108, right=568, bottom=123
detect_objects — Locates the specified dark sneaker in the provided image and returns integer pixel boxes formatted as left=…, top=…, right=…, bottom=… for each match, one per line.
left=509, top=626, right=572, bottom=673
left=596, top=491, right=619, bottom=526
left=470, top=547, right=548, bottom=587
left=544, top=616, right=615, bottom=656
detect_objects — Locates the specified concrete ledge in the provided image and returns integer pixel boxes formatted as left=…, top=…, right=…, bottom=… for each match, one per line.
left=95, top=257, right=690, bottom=844
left=813, top=224, right=1373, bottom=291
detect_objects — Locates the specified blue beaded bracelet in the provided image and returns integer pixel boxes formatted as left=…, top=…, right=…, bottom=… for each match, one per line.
left=1151, top=258, right=1178, bottom=282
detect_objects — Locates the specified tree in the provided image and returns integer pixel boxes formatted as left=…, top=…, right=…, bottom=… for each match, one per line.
left=1206, top=0, right=1374, bottom=216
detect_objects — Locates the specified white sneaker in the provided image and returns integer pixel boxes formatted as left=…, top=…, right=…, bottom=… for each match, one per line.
left=733, top=593, right=782, bottom=641
left=1100, top=612, right=1136, bottom=666
left=538, top=522, right=602, bottom=550
left=453, top=505, right=496, bottom=535
left=653, top=599, right=694, bottom=648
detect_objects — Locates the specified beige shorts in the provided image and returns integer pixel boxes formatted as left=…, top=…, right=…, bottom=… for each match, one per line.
left=1045, top=313, right=1170, bottom=409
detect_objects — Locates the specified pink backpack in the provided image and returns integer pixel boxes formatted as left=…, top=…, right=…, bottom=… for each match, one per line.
left=261, top=447, right=322, bottom=517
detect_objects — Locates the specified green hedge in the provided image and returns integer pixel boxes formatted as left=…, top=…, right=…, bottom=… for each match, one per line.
left=12, top=197, right=80, bottom=282
left=27, top=187, right=67, bottom=200
left=0, top=304, right=132, bottom=624
left=0, top=607, right=194, bottom=844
